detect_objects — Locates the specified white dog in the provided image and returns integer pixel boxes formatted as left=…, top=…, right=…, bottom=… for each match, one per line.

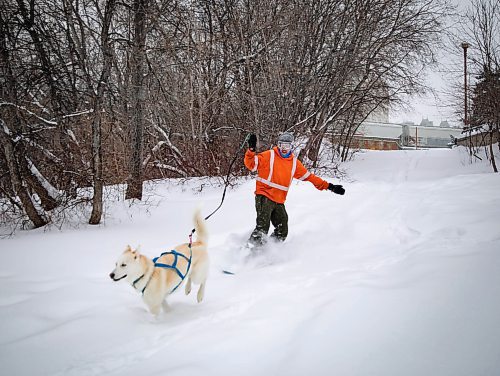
left=109, top=210, right=209, bottom=315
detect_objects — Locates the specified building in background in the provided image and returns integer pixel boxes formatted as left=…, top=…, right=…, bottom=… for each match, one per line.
left=349, top=96, right=463, bottom=150
left=352, top=121, right=463, bottom=150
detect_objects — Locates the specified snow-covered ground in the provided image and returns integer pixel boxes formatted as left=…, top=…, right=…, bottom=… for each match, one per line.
left=1, top=146, right=499, bottom=376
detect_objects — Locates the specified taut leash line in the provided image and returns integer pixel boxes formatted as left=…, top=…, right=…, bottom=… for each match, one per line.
left=191, top=133, right=251, bottom=234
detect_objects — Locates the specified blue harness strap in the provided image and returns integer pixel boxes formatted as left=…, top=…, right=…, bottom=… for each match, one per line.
left=153, top=248, right=192, bottom=293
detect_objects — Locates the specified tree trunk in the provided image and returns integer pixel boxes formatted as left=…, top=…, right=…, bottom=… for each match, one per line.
left=308, top=132, right=326, bottom=168
left=125, top=0, right=148, bottom=200
left=89, top=0, right=116, bottom=225
left=489, top=127, right=498, bottom=173
left=89, top=102, right=104, bottom=225
left=298, top=106, right=328, bottom=164
left=0, top=125, right=48, bottom=228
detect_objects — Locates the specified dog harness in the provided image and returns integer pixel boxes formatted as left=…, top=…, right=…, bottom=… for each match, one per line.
left=133, top=233, right=194, bottom=295
left=153, top=249, right=192, bottom=293
left=133, top=249, right=192, bottom=295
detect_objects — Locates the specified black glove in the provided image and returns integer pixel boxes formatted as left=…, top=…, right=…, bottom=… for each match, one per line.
left=328, top=183, right=345, bottom=195
left=248, top=134, right=257, bottom=151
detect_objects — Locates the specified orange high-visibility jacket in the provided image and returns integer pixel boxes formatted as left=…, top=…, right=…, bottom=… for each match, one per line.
left=244, top=147, right=329, bottom=204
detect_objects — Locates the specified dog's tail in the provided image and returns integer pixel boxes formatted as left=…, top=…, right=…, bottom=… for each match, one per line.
left=193, top=209, right=208, bottom=245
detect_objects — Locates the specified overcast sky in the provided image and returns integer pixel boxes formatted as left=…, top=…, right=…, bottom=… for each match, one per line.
left=389, top=0, right=472, bottom=127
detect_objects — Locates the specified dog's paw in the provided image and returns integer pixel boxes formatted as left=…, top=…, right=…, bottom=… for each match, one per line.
left=150, top=305, right=161, bottom=316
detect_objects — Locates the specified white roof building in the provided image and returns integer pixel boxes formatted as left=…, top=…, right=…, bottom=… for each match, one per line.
left=356, top=122, right=463, bottom=148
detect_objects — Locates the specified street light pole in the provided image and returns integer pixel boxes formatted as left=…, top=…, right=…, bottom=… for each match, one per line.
left=461, top=42, right=469, bottom=129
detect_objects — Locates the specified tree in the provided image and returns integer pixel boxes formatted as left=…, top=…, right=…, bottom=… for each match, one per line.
left=0, top=0, right=452, bottom=230
left=125, top=0, right=149, bottom=200
left=0, top=0, right=68, bottom=228
left=460, top=0, right=499, bottom=172
left=89, top=0, right=117, bottom=224
left=470, top=69, right=500, bottom=172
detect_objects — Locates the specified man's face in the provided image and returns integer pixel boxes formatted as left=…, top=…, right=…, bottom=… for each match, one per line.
left=278, top=141, right=293, bottom=154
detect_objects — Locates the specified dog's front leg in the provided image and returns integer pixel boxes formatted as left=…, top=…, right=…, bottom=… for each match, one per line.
left=185, top=277, right=192, bottom=296
left=144, top=294, right=162, bottom=316
left=197, top=282, right=205, bottom=303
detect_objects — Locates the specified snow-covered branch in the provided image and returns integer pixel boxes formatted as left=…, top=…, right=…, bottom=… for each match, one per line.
left=62, top=109, right=94, bottom=119
left=143, top=141, right=167, bottom=167
left=21, top=136, right=63, bottom=164
left=0, top=102, right=58, bottom=126
left=25, top=158, right=62, bottom=201
left=0, top=103, right=93, bottom=126
left=152, top=162, right=188, bottom=177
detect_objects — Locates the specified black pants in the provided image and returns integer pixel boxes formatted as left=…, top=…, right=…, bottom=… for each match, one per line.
left=249, top=194, right=288, bottom=246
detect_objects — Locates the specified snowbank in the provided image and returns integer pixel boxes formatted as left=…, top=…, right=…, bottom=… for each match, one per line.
left=0, top=146, right=499, bottom=376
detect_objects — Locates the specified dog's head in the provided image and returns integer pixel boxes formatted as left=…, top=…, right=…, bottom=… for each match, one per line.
left=109, top=245, right=142, bottom=282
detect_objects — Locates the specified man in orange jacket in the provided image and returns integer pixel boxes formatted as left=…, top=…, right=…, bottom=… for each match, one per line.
left=244, top=132, right=345, bottom=247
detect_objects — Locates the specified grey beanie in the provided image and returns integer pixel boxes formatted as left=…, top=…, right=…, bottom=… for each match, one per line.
left=277, top=132, right=294, bottom=143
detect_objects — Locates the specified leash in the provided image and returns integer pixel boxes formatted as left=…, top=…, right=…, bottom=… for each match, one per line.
left=191, top=133, right=251, bottom=234
left=146, top=132, right=250, bottom=288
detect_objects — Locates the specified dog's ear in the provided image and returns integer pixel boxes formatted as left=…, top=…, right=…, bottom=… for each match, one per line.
left=124, top=245, right=133, bottom=254
left=134, top=245, right=141, bottom=255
